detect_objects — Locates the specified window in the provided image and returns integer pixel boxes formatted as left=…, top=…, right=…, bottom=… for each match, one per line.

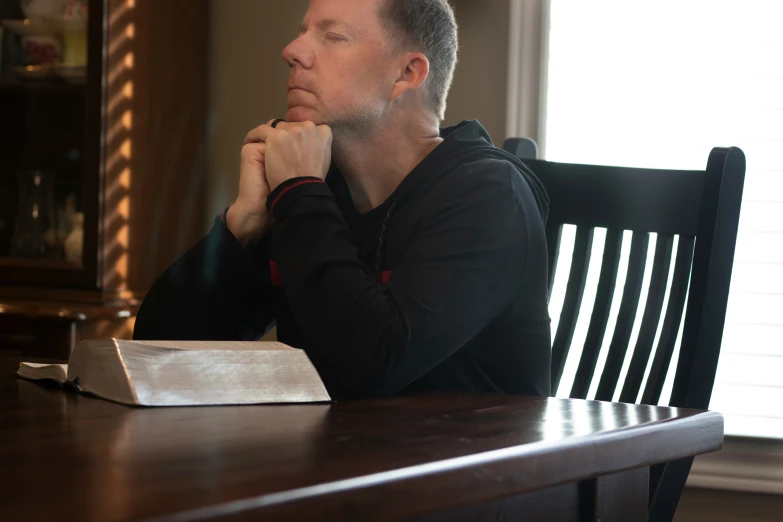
left=542, top=0, right=783, bottom=438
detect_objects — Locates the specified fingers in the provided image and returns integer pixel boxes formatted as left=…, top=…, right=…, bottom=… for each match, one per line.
left=275, top=121, right=332, bottom=145
left=241, top=142, right=266, bottom=152
left=244, top=124, right=277, bottom=145
left=276, top=120, right=308, bottom=129
left=240, top=142, right=266, bottom=161
left=244, top=120, right=330, bottom=144
left=243, top=121, right=296, bottom=144
left=243, top=120, right=292, bottom=145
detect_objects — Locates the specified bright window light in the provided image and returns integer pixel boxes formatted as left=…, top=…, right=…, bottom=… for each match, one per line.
left=544, top=0, right=783, bottom=438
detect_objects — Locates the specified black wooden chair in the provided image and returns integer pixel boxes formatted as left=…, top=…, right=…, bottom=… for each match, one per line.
left=503, top=138, right=746, bottom=522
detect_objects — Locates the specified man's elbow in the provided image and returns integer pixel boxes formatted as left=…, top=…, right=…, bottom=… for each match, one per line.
left=329, top=335, right=409, bottom=399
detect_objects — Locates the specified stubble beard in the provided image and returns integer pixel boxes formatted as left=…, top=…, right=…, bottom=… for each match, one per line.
left=327, top=100, right=387, bottom=143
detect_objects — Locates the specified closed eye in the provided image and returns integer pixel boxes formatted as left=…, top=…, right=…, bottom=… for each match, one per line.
left=325, top=32, right=347, bottom=42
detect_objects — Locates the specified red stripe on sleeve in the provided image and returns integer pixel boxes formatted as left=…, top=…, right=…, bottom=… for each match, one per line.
left=270, top=261, right=283, bottom=287
left=269, top=179, right=325, bottom=215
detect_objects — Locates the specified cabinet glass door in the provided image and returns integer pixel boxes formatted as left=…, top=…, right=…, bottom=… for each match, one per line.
left=0, top=0, right=101, bottom=287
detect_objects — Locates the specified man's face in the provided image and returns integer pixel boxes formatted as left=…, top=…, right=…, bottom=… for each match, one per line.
left=282, top=0, right=397, bottom=131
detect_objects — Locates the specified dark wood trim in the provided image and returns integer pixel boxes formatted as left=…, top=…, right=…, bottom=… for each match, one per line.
left=0, top=285, right=136, bottom=303
left=0, top=298, right=138, bottom=322
left=83, top=0, right=107, bottom=289
left=0, top=314, right=133, bottom=360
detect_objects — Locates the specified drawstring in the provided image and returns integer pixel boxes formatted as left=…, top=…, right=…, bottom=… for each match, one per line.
left=374, top=201, right=397, bottom=280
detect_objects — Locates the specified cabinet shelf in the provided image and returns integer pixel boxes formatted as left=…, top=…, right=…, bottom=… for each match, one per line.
left=0, top=257, right=81, bottom=270
left=0, top=80, right=86, bottom=95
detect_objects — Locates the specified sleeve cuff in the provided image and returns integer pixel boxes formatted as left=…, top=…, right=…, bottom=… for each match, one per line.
left=266, top=177, right=330, bottom=218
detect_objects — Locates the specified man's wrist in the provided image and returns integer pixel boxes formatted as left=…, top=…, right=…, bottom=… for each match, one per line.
left=267, top=177, right=327, bottom=217
left=225, top=205, right=272, bottom=249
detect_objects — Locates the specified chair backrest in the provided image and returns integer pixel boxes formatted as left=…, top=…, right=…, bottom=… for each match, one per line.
left=503, top=138, right=746, bottom=522
left=503, top=137, right=539, bottom=161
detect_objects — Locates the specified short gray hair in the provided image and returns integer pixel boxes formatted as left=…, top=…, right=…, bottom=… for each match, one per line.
left=378, top=0, right=458, bottom=121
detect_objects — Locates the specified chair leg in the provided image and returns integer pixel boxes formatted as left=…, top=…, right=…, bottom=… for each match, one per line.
left=649, top=457, right=695, bottom=522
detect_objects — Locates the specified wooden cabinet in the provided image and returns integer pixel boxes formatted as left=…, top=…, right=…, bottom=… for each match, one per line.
left=0, top=0, right=208, bottom=359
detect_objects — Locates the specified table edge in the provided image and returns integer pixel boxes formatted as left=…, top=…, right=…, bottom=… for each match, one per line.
left=153, top=409, right=724, bottom=522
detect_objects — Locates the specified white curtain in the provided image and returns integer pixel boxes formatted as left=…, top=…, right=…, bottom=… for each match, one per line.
left=505, top=0, right=550, bottom=147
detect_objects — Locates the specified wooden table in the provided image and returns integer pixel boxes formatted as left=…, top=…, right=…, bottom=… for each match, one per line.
left=0, top=355, right=723, bottom=521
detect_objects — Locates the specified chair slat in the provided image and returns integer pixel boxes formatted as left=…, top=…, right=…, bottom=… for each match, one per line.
left=551, top=227, right=594, bottom=392
left=619, top=235, right=675, bottom=403
left=546, top=223, right=563, bottom=299
left=569, top=229, right=623, bottom=399
left=594, top=232, right=650, bottom=401
left=640, top=236, right=696, bottom=405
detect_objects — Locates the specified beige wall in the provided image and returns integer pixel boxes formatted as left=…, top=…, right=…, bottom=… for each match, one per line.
left=675, top=488, right=783, bottom=522
left=206, top=0, right=511, bottom=220
left=445, top=0, right=510, bottom=145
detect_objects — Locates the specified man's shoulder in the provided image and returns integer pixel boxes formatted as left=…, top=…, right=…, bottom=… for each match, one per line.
left=424, top=149, right=548, bottom=227
left=453, top=155, right=521, bottom=183
left=434, top=155, right=529, bottom=204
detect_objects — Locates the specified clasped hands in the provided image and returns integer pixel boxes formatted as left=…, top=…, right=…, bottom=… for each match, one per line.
left=226, top=120, right=333, bottom=247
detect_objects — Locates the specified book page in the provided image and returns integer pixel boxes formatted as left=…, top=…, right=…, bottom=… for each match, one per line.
left=117, top=340, right=296, bottom=352
left=22, top=363, right=69, bottom=370
left=121, top=345, right=330, bottom=406
left=17, top=363, right=69, bottom=384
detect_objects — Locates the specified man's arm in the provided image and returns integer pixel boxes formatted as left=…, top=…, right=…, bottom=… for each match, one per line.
left=133, top=214, right=277, bottom=341
left=135, top=121, right=280, bottom=340
left=269, top=161, right=534, bottom=397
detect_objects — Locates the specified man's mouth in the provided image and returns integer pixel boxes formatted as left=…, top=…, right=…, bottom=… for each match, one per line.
left=288, top=84, right=313, bottom=93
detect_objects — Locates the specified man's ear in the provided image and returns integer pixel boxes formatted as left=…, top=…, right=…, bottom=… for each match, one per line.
left=390, top=52, right=430, bottom=102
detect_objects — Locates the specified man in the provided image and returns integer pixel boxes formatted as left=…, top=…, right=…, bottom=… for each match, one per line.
left=134, top=0, right=551, bottom=400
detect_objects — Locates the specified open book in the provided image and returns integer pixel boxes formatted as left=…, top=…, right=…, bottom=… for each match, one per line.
left=17, top=339, right=331, bottom=407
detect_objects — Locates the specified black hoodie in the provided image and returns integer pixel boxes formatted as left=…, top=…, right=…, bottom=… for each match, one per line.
left=134, top=120, right=552, bottom=399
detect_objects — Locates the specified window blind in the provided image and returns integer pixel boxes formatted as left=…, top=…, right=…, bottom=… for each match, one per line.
left=542, top=0, right=783, bottom=438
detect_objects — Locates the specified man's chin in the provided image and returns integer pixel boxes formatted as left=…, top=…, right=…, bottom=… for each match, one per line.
left=286, top=107, right=323, bottom=125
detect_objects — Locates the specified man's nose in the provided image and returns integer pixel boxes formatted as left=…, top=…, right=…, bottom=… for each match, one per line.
left=282, top=36, right=314, bottom=69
